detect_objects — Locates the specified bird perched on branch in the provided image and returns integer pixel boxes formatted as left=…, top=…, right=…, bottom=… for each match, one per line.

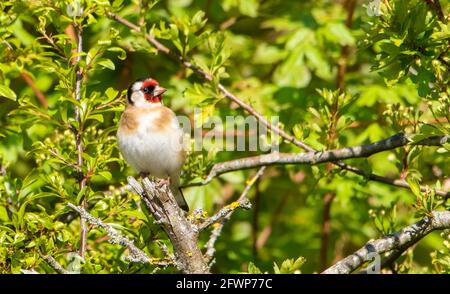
left=117, top=78, right=189, bottom=211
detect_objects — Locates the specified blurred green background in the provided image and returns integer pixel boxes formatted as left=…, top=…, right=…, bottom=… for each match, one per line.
left=0, top=0, right=449, bottom=273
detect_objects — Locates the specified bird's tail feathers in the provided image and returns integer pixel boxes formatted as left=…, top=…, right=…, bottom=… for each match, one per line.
left=170, top=185, right=189, bottom=212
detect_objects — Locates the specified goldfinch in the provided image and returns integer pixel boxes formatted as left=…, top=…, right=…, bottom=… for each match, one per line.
left=117, top=78, right=188, bottom=211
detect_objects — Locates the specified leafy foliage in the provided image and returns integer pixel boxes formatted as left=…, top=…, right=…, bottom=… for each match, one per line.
left=0, top=0, right=449, bottom=274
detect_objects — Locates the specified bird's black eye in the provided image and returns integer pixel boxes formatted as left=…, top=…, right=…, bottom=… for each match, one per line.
left=143, top=86, right=155, bottom=94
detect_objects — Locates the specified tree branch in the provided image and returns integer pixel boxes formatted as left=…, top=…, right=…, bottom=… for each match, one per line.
left=71, top=22, right=88, bottom=258
left=336, top=0, right=356, bottom=91
left=320, top=192, right=336, bottom=271
left=39, top=253, right=68, bottom=274
left=127, top=177, right=210, bottom=273
left=204, top=167, right=266, bottom=263
left=322, top=210, right=450, bottom=274
left=358, top=247, right=404, bottom=274
left=256, top=191, right=290, bottom=250
left=199, top=198, right=252, bottom=231
left=67, top=203, right=153, bottom=264
left=20, top=71, right=48, bottom=109
left=195, top=134, right=449, bottom=197
left=323, top=0, right=356, bottom=266
left=108, top=12, right=449, bottom=197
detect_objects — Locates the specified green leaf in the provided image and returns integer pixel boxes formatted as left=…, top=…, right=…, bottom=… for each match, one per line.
left=247, top=262, right=262, bottom=274
left=76, top=186, right=89, bottom=204
left=406, top=177, right=422, bottom=199
left=239, top=0, right=259, bottom=17
left=184, top=83, right=217, bottom=106
left=307, top=107, right=322, bottom=120
left=0, top=225, right=15, bottom=234
left=105, top=87, right=119, bottom=100
left=406, top=146, right=422, bottom=166
left=112, top=0, right=124, bottom=9
left=98, top=171, right=112, bottom=181
left=191, top=11, right=207, bottom=29
left=325, top=23, right=355, bottom=46
left=17, top=192, right=59, bottom=229
left=253, top=43, right=286, bottom=64
left=0, top=85, right=17, bottom=100
left=97, top=59, right=115, bottom=70
left=87, top=113, right=104, bottom=123
left=107, top=47, right=127, bottom=60
left=274, top=257, right=306, bottom=274
left=293, top=124, right=310, bottom=140
left=0, top=206, right=9, bottom=222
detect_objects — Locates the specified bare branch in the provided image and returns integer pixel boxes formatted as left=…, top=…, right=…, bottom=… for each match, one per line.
left=194, top=134, right=449, bottom=197
left=67, top=203, right=152, bottom=264
left=322, top=0, right=356, bottom=269
left=20, top=71, right=48, bottom=108
left=204, top=223, right=223, bottom=264
left=127, top=177, right=210, bottom=273
left=70, top=21, right=88, bottom=258
left=358, top=248, right=404, bottom=274
left=336, top=0, right=356, bottom=91
left=334, top=161, right=449, bottom=198
left=256, top=192, right=291, bottom=250
left=323, top=211, right=450, bottom=274
left=199, top=199, right=251, bottom=231
left=204, top=167, right=266, bottom=262
left=320, top=192, right=336, bottom=271
left=40, top=253, right=68, bottom=274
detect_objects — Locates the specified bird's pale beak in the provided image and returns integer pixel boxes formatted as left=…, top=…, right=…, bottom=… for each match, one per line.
left=153, top=86, right=167, bottom=96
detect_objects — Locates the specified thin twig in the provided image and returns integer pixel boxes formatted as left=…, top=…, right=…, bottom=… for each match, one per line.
left=252, top=177, right=261, bottom=257
left=319, top=192, right=336, bottom=271
left=204, top=167, right=266, bottom=262
left=323, top=211, right=450, bottom=274
left=199, top=167, right=266, bottom=231
left=336, top=0, right=356, bottom=91
left=48, top=148, right=78, bottom=169
left=199, top=199, right=252, bottom=231
left=320, top=0, right=356, bottom=271
left=256, top=192, right=291, bottom=249
left=67, top=203, right=152, bottom=264
left=71, top=22, right=88, bottom=258
left=40, top=253, right=69, bottom=274
left=192, top=134, right=450, bottom=197
left=204, top=223, right=223, bottom=264
left=20, top=72, right=48, bottom=108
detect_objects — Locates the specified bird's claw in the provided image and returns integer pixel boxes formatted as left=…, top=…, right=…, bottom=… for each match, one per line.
left=156, top=178, right=170, bottom=188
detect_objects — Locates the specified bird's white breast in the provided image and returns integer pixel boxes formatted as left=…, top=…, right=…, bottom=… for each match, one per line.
left=117, top=106, right=185, bottom=178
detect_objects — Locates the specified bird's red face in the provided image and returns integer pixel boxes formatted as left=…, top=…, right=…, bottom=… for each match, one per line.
left=126, top=78, right=168, bottom=107
left=140, top=79, right=167, bottom=103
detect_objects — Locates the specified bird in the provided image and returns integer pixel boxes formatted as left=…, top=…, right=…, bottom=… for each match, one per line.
left=116, top=77, right=189, bottom=211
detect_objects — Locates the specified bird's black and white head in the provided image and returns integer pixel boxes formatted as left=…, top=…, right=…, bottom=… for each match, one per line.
left=127, top=78, right=167, bottom=108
